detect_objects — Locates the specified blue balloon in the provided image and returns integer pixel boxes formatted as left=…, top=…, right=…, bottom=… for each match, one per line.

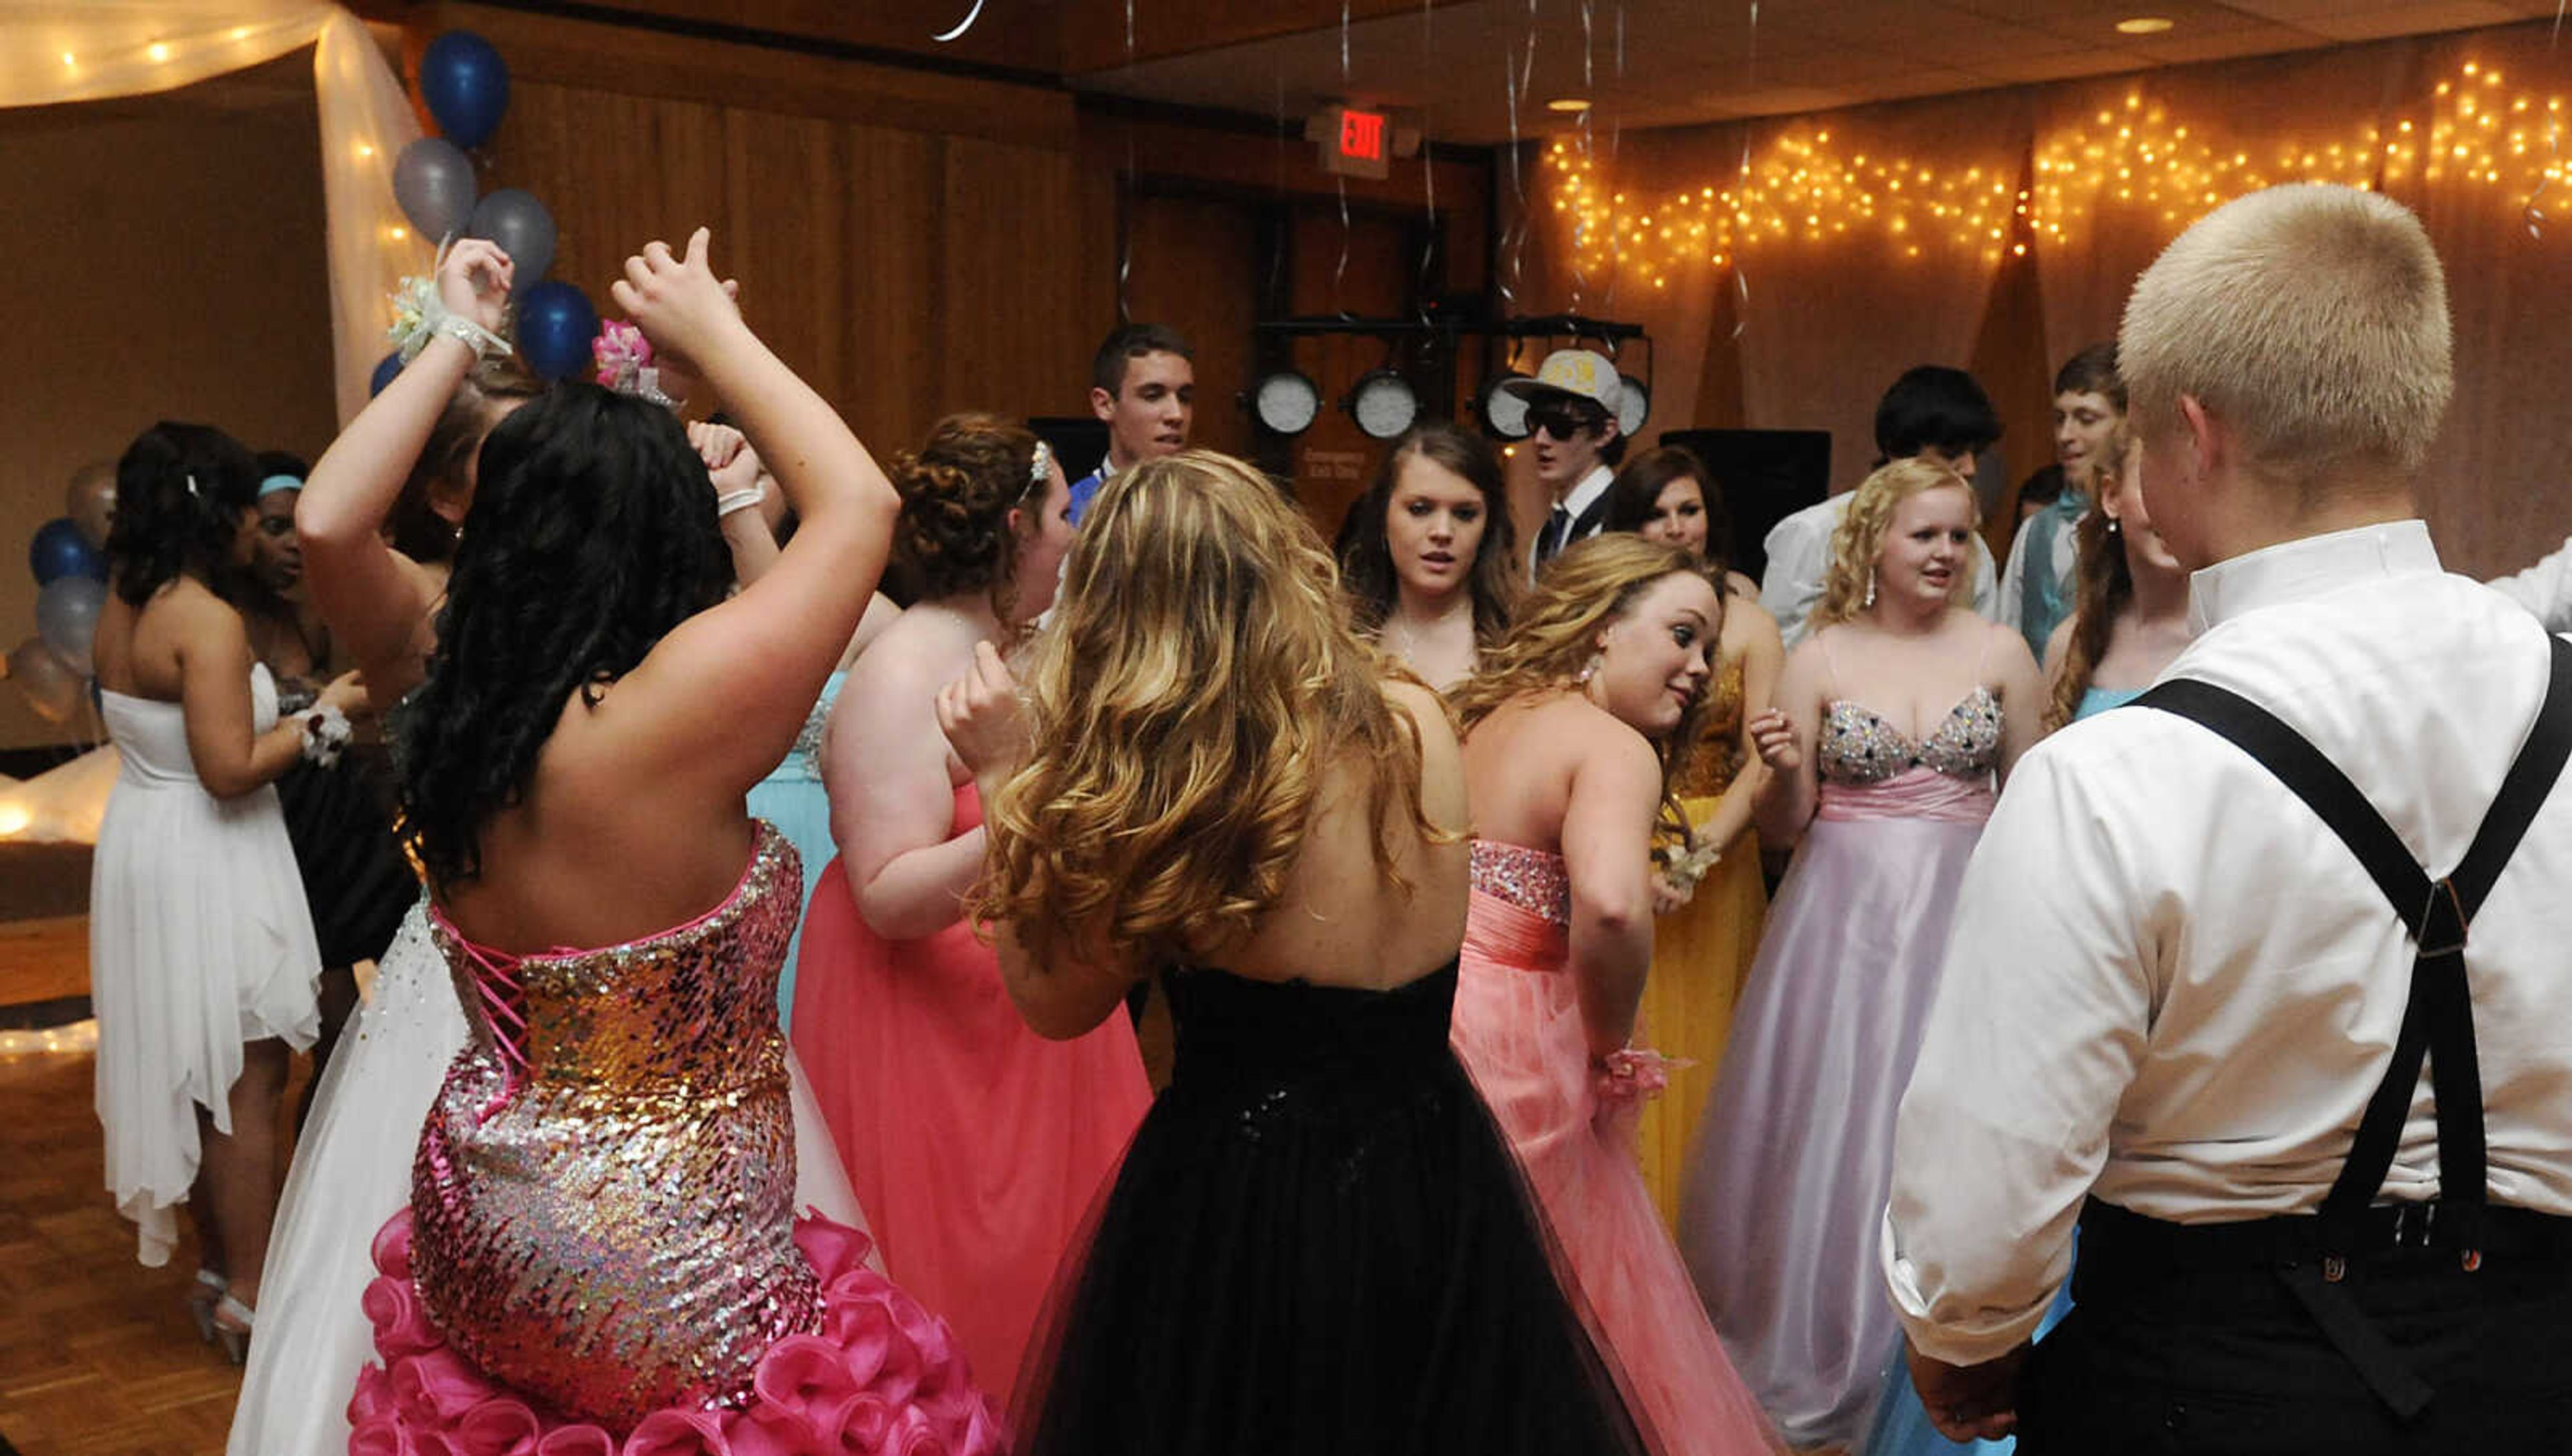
left=370, top=349, right=406, bottom=397
left=419, top=31, right=510, bottom=150
left=516, top=280, right=599, bottom=384
left=29, top=516, right=101, bottom=586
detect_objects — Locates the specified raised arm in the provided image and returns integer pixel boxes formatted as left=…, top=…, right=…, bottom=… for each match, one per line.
left=1561, top=723, right=1664, bottom=1060
left=603, top=230, right=898, bottom=802
left=1693, top=598, right=1784, bottom=855
left=1750, top=636, right=1827, bottom=845
left=688, top=421, right=784, bottom=587
left=299, top=240, right=511, bottom=688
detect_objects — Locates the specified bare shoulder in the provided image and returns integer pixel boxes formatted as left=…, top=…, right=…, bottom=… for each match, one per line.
left=1977, top=613, right=2042, bottom=675
left=1725, top=569, right=1762, bottom=602
left=1381, top=678, right=1457, bottom=743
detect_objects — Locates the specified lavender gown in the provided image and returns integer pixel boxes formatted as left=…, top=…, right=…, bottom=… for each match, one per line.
left=1679, top=677, right=2001, bottom=1449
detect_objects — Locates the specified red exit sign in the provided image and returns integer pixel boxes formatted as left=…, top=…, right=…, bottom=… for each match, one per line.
left=1315, top=104, right=1392, bottom=179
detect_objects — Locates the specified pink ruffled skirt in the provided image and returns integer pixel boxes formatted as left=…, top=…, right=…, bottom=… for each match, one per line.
left=348, top=1211, right=1005, bottom=1456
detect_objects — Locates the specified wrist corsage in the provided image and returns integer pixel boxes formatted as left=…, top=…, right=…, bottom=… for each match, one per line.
left=388, top=242, right=513, bottom=364
left=1596, top=1045, right=1689, bottom=1108
left=593, top=320, right=675, bottom=408
left=1658, top=834, right=1725, bottom=895
left=298, top=703, right=354, bottom=768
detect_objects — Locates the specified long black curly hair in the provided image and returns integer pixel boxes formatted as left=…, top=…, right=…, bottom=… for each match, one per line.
left=105, top=422, right=262, bottom=605
left=397, top=384, right=733, bottom=890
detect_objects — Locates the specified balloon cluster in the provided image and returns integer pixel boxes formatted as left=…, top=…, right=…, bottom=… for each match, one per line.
left=380, top=32, right=598, bottom=388
left=6, top=465, right=115, bottom=724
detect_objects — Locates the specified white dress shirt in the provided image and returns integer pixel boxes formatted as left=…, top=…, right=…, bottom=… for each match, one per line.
left=1530, top=463, right=1617, bottom=576
left=1882, top=520, right=2572, bottom=1368
left=2488, top=533, right=2572, bottom=632
left=1758, top=493, right=2001, bottom=648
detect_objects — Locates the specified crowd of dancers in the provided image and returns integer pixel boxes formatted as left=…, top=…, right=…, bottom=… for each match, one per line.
left=76, top=180, right=2572, bottom=1456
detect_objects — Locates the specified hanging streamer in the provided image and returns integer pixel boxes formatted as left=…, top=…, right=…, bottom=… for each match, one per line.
left=1732, top=0, right=1760, bottom=339
left=2528, top=0, right=2568, bottom=237
left=1336, top=175, right=1354, bottom=318
left=931, top=0, right=986, bottom=43
left=1116, top=3, right=1138, bottom=322
left=1417, top=0, right=1441, bottom=328
left=1498, top=2, right=1539, bottom=312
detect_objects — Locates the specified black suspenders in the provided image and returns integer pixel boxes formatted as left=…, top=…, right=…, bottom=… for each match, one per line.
left=2129, top=634, right=2572, bottom=1417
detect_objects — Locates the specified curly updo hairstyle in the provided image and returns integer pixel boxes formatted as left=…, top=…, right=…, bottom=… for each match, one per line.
left=105, top=421, right=262, bottom=605
left=398, top=383, right=735, bottom=890
left=889, top=413, right=1047, bottom=617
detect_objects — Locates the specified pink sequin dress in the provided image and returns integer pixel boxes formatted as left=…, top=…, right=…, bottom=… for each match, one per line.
left=1449, top=841, right=1783, bottom=1456
left=350, top=822, right=1004, bottom=1455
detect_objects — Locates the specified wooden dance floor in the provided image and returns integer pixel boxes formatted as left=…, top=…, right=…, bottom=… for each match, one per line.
left=0, top=863, right=280, bottom=1456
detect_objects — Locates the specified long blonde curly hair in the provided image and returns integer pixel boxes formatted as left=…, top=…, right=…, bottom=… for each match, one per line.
left=974, top=449, right=1443, bottom=969
left=1813, top=456, right=1982, bottom=629
left=1449, top=533, right=1721, bottom=851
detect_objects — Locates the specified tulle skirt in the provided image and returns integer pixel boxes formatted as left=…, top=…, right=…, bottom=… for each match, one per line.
left=228, top=907, right=868, bottom=1456
left=1636, top=808, right=1766, bottom=1232
left=90, top=770, right=319, bottom=1267
left=1451, top=891, right=1782, bottom=1456
left=1681, top=811, right=1986, bottom=1449
left=792, top=852, right=1149, bottom=1398
left=1013, top=964, right=1651, bottom=1456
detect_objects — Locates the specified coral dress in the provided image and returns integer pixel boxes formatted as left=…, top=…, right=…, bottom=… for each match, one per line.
left=792, top=784, right=1151, bottom=1396
left=351, top=824, right=1000, bottom=1453
left=1636, top=655, right=1769, bottom=1230
left=1681, top=674, right=2002, bottom=1449
left=1449, top=841, right=1783, bottom=1456
left=1017, top=960, right=1653, bottom=1455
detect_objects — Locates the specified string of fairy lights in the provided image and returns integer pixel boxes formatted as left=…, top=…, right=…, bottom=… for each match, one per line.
left=1547, top=58, right=2567, bottom=291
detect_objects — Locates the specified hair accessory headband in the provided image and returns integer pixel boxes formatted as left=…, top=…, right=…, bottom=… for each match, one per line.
left=184, top=472, right=202, bottom=500
left=593, top=321, right=675, bottom=409
left=1029, top=439, right=1052, bottom=494
left=257, top=474, right=303, bottom=498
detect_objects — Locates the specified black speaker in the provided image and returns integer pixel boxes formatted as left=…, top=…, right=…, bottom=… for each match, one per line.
left=1656, top=429, right=1831, bottom=583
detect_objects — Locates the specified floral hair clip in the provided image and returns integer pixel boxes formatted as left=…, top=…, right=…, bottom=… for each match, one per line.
left=387, top=238, right=513, bottom=364
left=1029, top=439, right=1053, bottom=494
left=593, top=321, right=674, bottom=409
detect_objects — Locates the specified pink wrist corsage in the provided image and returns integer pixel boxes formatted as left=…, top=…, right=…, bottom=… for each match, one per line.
left=1597, top=1046, right=1687, bottom=1108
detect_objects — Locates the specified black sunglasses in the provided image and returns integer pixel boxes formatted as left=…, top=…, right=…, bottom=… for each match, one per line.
left=1527, top=401, right=1608, bottom=439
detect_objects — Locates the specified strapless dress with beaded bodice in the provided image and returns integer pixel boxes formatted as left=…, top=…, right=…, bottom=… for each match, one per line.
left=1683, top=682, right=2005, bottom=1447
left=349, top=823, right=1001, bottom=1454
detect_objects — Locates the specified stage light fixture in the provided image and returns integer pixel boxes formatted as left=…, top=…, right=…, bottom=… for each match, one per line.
left=1478, top=368, right=1535, bottom=440
left=1251, top=369, right=1322, bottom=436
left=1616, top=372, right=1651, bottom=437
left=1345, top=369, right=1421, bottom=440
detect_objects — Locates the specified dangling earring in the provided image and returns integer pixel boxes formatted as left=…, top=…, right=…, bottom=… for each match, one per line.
left=1863, top=569, right=1877, bottom=610
left=2105, top=516, right=2123, bottom=537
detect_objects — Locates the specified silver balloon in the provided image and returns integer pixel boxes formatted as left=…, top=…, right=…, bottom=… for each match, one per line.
left=35, top=576, right=106, bottom=677
left=392, top=137, right=479, bottom=242
left=5, top=636, right=82, bottom=723
left=466, top=188, right=555, bottom=292
left=64, top=461, right=115, bottom=548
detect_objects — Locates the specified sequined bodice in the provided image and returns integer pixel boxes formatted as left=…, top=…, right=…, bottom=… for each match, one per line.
left=411, top=824, right=814, bottom=1426
left=1674, top=655, right=1747, bottom=799
left=1819, top=688, right=2001, bottom=785
left=1470, top=839, right=1571, bottom=926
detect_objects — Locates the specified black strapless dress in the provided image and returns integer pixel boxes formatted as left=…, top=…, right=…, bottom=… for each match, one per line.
left=1014, top=960, right=1649, bottom=1455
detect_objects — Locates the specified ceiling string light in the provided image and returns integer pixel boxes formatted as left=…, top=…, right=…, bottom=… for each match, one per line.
left=1545, top=57, right=2567, bottom=289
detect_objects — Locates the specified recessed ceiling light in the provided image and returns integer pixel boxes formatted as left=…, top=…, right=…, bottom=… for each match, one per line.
left=1547, top=97, right=1592, bottom=113
left=2115, top=16, right=2175, bottom=34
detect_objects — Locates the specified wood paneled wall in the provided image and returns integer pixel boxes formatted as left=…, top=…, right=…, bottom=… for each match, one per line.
left=433, top=3, right=1093, bottom=449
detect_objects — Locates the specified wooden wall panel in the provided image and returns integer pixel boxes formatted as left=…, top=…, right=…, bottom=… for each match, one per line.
left=837, top=126, right=948, bottom=443
left=496, top=82, right=729, bottom=304
left=1124, top=194, right=1262, bottom=459
left=939, top=139, right=1092, bottom=423
left=725, top=109, right=851, bottom=411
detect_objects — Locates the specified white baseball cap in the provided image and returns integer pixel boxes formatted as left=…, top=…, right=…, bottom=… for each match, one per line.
left=1500, top=348, right=1624, bottom=417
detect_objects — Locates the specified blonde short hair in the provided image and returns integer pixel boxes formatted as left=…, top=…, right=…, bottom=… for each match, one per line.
left=2120, top=184, right=2451, bottom=484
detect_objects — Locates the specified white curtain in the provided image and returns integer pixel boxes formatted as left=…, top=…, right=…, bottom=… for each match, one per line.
left=1, top=2, right=424, bottom=423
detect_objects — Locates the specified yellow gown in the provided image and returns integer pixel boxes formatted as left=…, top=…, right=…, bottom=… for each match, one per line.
left=1636, top=654, right=1770, bottom=1232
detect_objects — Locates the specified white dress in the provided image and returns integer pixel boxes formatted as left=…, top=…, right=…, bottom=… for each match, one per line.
left=228, top=861, right=873, bottom=1456
left=92, top=664, right=320, bottom=1267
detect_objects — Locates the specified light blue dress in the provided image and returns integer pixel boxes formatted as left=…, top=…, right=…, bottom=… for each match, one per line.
left=745, top=670, right=844, bottom=1031
left=1853, top=680, right=2137, bottom=1456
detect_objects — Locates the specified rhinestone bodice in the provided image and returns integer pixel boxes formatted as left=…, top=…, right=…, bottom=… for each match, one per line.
left=410, top=823, right=817, bottom=1426
left=1818, top=688, right=2002, bottom=786
left=1470, top=839, right=1571, bottom=926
